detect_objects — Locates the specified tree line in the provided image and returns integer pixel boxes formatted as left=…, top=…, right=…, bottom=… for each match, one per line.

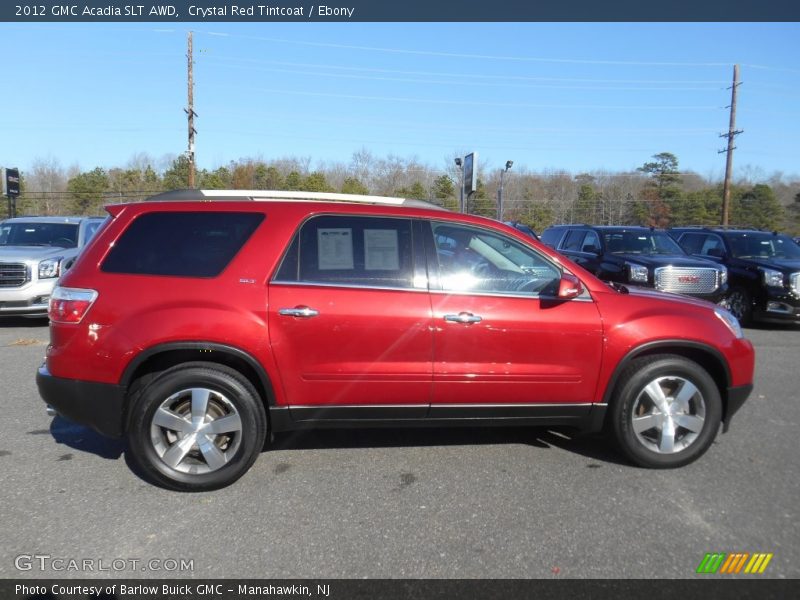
left=11, top=151, right=800, bottom=235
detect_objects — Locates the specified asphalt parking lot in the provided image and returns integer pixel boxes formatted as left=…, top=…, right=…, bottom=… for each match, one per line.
left=0, top=318, right=797, bottom=579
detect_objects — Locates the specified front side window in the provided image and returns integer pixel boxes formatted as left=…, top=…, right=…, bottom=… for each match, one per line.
left=431, top=222, right=560, bottom=296
left=274, top=215, right=415, bottom=289
left=582, top=230, right=601, bottom=252
left=677, top=233, right=706, bottom=255
left=562, top=230, right=587, bottom=252
left=83, top=219, right=106, bottom=244
left=102, top=212, right=264, bottom=277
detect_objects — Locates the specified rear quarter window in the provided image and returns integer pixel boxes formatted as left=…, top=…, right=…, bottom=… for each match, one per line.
left=101, top=212, right=264, bottom=277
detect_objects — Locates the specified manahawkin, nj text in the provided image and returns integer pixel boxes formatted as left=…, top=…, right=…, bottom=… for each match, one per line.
left=15, top=4, right=356, bottom=19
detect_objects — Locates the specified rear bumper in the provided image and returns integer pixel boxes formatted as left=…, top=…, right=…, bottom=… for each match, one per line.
left=36, top=365, right=126, bottom=438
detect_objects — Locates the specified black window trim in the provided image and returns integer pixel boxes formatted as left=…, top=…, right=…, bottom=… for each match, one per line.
left=271, top=212, right=421, bottom=293
left=422, top=219, right=571, bottom=300
left=101, top=210, right=265, bottom=279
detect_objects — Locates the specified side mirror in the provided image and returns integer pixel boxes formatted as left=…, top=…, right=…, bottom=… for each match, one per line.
left=557, top=273, right=584, bottom=299
left=707, top=247, right=725, bottom=258
left=583, top=245, right=600, bottom=255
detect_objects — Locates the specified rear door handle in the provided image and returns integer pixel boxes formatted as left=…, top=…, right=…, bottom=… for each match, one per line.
left=279, top=306, right=319, bottom=318
left=444, top=312, right=482, bottom=324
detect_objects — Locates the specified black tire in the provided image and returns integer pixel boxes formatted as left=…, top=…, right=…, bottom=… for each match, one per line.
left=126, top=362, right=267, bottom=491
left=610, top=354, right=722, bottom=469
left=726, top=287, right=753, bottom=325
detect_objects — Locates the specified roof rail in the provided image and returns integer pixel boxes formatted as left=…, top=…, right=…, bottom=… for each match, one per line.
left=145, top=189, right=447, bottom=211
left=672, top=224, right=773, bottom=232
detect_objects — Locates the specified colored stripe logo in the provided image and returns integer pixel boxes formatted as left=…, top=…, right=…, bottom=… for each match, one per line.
left=697, top=552, right=773, bottom=574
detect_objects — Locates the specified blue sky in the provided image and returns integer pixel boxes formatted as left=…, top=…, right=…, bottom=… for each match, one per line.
left=2, top=22, right=799, bottom=181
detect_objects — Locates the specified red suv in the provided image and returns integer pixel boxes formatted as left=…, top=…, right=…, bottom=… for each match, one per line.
left=37, top=191, right=755, bottom=491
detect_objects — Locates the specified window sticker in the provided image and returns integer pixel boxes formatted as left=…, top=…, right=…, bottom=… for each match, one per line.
left=364, top=229, right=400, bottom=270
left=318, top=228, right=354, bottom=270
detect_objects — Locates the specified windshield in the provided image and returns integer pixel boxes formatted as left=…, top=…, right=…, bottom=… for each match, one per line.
left=727, top=232, right=800, bottom=259
left=603, top=230, right=684, bottom=255
left=0, top=222, right=79, bottom=248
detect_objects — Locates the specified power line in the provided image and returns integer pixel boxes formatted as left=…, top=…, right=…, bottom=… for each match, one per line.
left=230, top=86, right=723, bottom=111
left=200, top=60, right=725, bottom=92
left=196, top=31, right=743, bottom=68
left=197, top=55, right=732, bottom=86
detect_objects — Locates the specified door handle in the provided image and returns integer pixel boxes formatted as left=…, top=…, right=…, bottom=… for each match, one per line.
left=279, top=307, right=319, bottom=318
left=444, top=312, right=482, bottom=324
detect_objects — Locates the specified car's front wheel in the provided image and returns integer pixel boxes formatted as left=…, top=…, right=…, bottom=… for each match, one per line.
left=126, top=363, right=267, bottom=491
left=726, top=287, right=753, bottom=325
left=610, top=355, right=722, bottom=468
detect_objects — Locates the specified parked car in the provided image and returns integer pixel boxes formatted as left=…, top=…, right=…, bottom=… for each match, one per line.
left=38, top=190, right=754, bottom=491
left=504, top=221, right=539, bottom=240
left=669, top=227, right=800, bottom=325
left=0, top=216, right=106, bottom=317
left=540, top=224, right=728, bottom=303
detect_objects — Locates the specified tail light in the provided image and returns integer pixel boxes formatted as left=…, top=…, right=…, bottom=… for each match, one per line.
left=49, top=286, right=98, bottom=324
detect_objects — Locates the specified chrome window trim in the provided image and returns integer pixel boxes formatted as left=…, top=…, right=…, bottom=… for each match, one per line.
left=271, top=213, right=417, bottom=288
left=428, top=288, right=594, bottom=302
left=270, top=280, right=430, bottom=294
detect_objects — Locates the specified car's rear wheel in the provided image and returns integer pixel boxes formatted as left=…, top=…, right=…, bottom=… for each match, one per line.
left=610, top=355, right=722, bottom=468
left=126, top=363, right=267, bottom=491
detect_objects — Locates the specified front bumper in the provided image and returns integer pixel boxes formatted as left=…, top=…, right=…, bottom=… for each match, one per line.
left=37, top=365, right=126, bottom=438
left=689, top=285, right=727, bottom=304
left=723, top=383, right=754, bottom=433
left=0, top=279, right=56, bottom=315
left=754, top=288, right=800, bottom=324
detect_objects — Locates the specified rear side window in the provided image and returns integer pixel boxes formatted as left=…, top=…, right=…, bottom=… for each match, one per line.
left=274, top=215, right=414, bottom=289
left=102, top=212, right=264, bottom=277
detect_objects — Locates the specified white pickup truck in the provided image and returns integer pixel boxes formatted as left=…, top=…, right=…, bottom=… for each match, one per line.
left=0, top=216, right=105, bottom=317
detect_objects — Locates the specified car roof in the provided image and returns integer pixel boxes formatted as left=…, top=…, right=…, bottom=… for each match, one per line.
left=671, top=226, right=778, bottom=234
left=545, top=224, right=660, bottom=232
left=1, top=216, right=103, bottom=224
left=145, top=189, right=448, bottom=211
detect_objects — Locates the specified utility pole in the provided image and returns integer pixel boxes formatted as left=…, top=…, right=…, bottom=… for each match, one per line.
left=719, top=64, right=742, bottom=226
left=185, top=31, right=197, bottom=188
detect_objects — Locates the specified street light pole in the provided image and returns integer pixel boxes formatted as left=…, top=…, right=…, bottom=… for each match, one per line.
left=455, top=157, right=464, bottom=213
left=497, top=160, right=513, bottom=220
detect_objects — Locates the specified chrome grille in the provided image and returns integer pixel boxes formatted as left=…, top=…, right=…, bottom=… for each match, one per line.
left=655, top=267, right=719, bottom=294
left=0, top=263, right=30, bottom=288
left=791, top=272, right=799, bottom=294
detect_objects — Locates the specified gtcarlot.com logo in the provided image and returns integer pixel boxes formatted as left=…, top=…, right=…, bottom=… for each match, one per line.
left=696, top=552, right=773, bottom=574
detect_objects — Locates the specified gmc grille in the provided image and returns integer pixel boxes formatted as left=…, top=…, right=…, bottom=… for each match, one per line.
left=655, top=267, right=719, bottom=295
left=791, top=272, right=799, bottom=294
left=0, top=263, right=30, bottom=288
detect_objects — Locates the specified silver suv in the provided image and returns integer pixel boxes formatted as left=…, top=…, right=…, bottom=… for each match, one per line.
left=0, top=216, right=105, bottom=317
